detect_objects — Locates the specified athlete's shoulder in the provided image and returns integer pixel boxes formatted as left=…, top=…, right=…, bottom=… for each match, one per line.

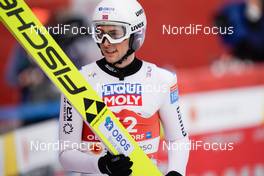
left=142, top=60, right=177, bottom=85
left=79, top=61, right=100, bottom=78
left=158, top=66, right=177, bottom=81
left=80, top=61, right=98, bottom=72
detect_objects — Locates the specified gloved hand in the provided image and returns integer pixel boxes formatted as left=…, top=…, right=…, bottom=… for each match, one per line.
left=98, top=152, right=133, bottom=176
left=165, top=171, right=183, bottom=176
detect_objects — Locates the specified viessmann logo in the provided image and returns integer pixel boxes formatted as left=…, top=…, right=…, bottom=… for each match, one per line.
left=102, top=83, right=142, bottom=106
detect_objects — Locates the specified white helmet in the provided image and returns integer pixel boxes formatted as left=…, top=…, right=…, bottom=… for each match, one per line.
left=92, top=0, right=147, bottom=52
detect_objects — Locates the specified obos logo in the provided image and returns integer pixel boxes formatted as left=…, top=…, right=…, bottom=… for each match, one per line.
left=104, top=117, right=114, bottom=131
left=102, top=83, right=142, bottom=106
left=104, top=117, right=131, bottom=152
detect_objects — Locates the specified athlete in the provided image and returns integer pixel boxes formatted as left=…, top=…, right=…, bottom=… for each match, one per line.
left=59, top=0, right=189, bottom=175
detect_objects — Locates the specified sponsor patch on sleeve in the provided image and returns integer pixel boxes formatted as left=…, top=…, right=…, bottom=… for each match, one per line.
left=170, top=83, right=179, bottom=104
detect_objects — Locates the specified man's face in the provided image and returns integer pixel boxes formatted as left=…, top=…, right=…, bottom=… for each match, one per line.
left=98, top=25, right=129, bottom=63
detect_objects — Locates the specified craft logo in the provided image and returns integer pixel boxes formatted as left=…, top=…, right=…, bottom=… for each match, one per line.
left=63, top=123, right=73, bottom=134
left=102, top=83, right=142, bottom=106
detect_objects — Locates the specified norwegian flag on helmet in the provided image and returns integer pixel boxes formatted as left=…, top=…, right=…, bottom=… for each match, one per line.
left=102, top=15, right=108, bottom=20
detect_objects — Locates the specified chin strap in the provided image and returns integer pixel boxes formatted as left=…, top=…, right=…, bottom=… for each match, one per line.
left=110, top=48, right=134, bottom=81
left=111, top=48, right=135, bottom=66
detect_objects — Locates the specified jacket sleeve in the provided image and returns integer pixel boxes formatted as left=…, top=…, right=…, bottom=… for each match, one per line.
left=58, top=94, right=102, bottom=174
left=158, top=72, right=190, bottom=176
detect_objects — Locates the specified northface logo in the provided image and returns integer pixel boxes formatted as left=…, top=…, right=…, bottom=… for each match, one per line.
left=104, top=117, right=114, bottom=131
left=102, top=83, right=142, bottom=107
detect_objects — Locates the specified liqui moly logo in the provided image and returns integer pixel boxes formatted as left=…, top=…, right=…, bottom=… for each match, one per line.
left=102, top=83, right=142, bottom=106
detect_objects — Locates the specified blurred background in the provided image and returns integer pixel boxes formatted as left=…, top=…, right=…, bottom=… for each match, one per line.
left=0, top=0, right=264, bottom=175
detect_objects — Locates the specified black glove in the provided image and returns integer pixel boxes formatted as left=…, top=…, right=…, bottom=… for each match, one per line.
left=98, top=152, right=133, bottom=176
left=165, top=171, right=183, bottom=176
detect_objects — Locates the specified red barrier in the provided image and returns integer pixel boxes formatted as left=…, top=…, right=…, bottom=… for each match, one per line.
left=177, top=63, right=264, bottom=94
left=158, top=124, right=264, bottom=175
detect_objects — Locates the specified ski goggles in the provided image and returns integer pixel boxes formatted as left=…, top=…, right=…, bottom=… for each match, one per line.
left=92, top=22, right=131, bottom=44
